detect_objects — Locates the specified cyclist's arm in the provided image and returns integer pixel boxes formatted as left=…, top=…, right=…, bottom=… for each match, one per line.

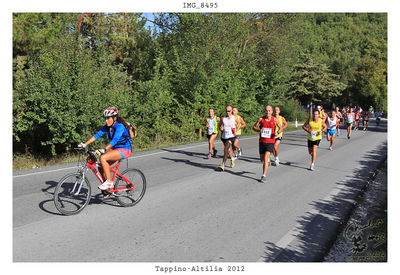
left=85, top=125, right=107, bottom=146
left=84, top=136, right=96, bottom=146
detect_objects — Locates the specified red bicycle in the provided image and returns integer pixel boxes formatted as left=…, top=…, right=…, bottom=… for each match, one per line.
left=54, top=147, right=146, bottom=215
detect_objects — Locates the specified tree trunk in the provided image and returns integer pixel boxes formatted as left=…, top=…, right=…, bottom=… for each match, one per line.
left=199, top=108, right=203, bottom=139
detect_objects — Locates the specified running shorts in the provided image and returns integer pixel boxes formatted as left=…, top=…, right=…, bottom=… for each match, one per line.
left=207, top=133, right=217, bottom=140
left=259, top=143, right=274, bottom=154
left=275, top=137, right=283, bottom=141
left=234, top=135, right=241, bottom=140
left=325, top=129, right=337, bottom=136
left=221, top=137, right=236, bottom=144
left=112, top=148, right=132, bottom=159
left=307, top=139, right=321, bottom=148
left=346, top=122, right=354, bottom=126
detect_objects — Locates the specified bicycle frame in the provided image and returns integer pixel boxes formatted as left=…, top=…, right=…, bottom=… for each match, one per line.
left=85, top=159, right=135, bottom=193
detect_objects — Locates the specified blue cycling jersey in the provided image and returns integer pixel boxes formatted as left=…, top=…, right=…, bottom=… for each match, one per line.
left=93, top=121, right=132, bottom=150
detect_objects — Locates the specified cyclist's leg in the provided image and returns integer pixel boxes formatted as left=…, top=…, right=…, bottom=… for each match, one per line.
left=100, top=149, right=122, bottom=182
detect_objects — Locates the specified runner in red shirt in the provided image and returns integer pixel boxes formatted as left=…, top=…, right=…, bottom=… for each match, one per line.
left=253, top=105, right=283, bottom=183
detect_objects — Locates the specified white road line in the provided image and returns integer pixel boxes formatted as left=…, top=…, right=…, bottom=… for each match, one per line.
left=13, top=135, right=260, bottom=178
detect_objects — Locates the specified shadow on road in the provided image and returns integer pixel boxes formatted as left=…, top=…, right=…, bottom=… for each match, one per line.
left=162, top=148, right=209, bottom=159
left=260, top=140, right=387, bottom=262
left=39, top=181, right=63, bottom=216
left=161, top=156, right=259, bottom=181
left=39, top=180, right=122, bottom=216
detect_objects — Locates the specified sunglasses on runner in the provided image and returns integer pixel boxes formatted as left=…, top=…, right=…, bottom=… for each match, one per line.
left=226, top=110, right=232, bottom=112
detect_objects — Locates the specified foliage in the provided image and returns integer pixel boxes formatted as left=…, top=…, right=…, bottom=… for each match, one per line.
left=289, top=52, right=347, bottom=105
left=12, top=13, right=387, bottom=157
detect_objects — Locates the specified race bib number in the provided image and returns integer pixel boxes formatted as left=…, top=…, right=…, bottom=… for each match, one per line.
left=310, top=131, right=317, bottom=139
left=261, top=128, right=272, bottom=138
left=224, top=127, right=232, bottom=137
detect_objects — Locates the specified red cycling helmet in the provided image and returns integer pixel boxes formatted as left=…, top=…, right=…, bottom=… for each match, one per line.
left=103, top=107, right=118, bottom=118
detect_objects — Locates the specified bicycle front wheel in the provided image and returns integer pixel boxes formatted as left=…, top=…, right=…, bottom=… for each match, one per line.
left=114, top=168, right=146, bottom=207
left=54, top=173, right=91, bottom=215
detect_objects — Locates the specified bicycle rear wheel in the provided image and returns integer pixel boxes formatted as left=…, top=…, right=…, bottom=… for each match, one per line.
left=114, top=168, right=146, bottom=207
left=54, top=173, right=91, bottom=215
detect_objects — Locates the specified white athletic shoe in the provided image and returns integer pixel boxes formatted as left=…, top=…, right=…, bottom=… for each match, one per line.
left=329, top=146, right=333, bottom=151
left=275, top=157, right=280, bottom=166
left=310, top=163, right=315, bottom=171
left=98, top=181, right=113, bottom=190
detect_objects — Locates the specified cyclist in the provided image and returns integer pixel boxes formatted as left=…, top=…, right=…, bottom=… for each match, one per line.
left=273, top=106, right=288, bottom=166
left=202, top=108, right=220, bottom=158
left=325, top=110, right=337, bottom=150
left=78, top=107, right=134, bottom=190
left=218, top=105, right=236, bottom=171
left=232, top=107, right=246, bottom=160
left=253, top=105, right=283, bottom=183
left=302, top=109, right=327, bottom=171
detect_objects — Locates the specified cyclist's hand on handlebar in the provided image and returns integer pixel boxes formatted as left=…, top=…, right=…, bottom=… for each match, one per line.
left=94, top=148, right=105, bottom=156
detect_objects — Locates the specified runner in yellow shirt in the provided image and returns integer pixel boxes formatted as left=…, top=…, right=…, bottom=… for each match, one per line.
left=273, top=106, right=288, bottom=166
left=302, top=109, right=327, bottom=171
left=232, top=107, right=246, bottom=160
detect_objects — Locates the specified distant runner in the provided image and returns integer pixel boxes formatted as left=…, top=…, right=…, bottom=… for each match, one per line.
left=232, top=107, right=246, bottom=160
left=202, top=108, right=220, bottom=158
left=335, top=107, right=343, bottom=137
left=346, top=108, right=355, bottom=139
left=375, top=111, right=382, bottom=126
left=302, top=109, right=327, bottom=171
left=218, top=105, right=236, bottom=171
left=325, top=110, right=337, bottom=150
left=354, top=110, right=361, bottom=131
left=363, top=111, right=370, bottom=131
left=273, top=106, right=288, bottom=166
left=253, top=105, right=282, bottom=183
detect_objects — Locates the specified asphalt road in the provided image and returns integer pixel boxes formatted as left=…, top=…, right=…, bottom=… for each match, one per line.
left=13, top=119, right=387, bottom=262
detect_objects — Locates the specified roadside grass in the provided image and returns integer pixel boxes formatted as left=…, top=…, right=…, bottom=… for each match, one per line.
left=13, top=121, right=304, bottom=171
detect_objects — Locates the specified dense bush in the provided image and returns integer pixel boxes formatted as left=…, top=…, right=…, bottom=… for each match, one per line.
left=13, top=13, right=387, bottom=157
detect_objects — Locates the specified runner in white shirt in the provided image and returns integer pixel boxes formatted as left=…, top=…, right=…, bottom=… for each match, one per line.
left=325, top=110, right=338, bottom=150
left=346, top=108, right=355, bottom=139
left=202, top=108, right=220, bottom=158
left=218, top=105, right=236, bottom=171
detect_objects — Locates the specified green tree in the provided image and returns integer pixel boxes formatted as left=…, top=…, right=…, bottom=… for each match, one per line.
left=289, top=52, right=347, bottom=108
